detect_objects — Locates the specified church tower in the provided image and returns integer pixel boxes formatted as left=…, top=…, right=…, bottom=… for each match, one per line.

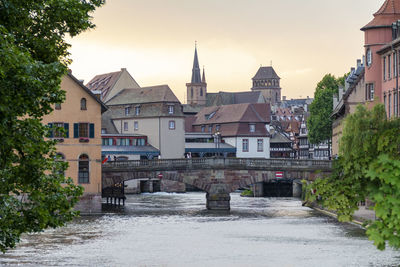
left=251, top=66, right=281, bottom=105
left=186, top=45, right=207, bottom=105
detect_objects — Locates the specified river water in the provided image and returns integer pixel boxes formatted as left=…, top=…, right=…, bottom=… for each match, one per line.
left=1, top=192, right=399, bottom=267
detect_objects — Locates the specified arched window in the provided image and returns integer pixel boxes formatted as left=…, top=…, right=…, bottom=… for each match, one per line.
left=80, top=98, right=87, bottom=110
left=200, top=88, right=203, bottom=97
left=78, top=154, right=89, bottom=184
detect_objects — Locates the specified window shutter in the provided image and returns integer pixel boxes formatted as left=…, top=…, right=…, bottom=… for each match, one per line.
left=48, top=123, right=53, bottom=138
left=74, top=123, right=79, bottom=138
left=64, top=123, right=69, bottom=138
left=89, top=123, right=95, bottom=138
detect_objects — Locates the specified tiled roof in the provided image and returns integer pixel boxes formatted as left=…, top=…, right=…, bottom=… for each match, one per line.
left=269, top=127, right=292, bottom=144
left=206, top=91, right=264, bottom=106
left=252, top=66, right=280, bottom=80
left=362, top=0, right=400, bottom=30
left=193, top=103, right=271, bottom=125
left=106, top=85, right=180, bottom=105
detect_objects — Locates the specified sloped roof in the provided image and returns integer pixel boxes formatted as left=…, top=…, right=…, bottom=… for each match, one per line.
left=362, top=0, right=400, bottom=30
left=206, top=91, right=264, bottom=106
left=252, top=66, right=280, bottom=80
left=193, top=103, right=271, bottom=125
left=106, top=85, right=180, bottom=105
left=101, top=110, right=119, bottom=134
left=269, top=127, right=292, bottom=144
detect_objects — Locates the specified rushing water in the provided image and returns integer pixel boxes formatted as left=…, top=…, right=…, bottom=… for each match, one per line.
left=1, top=192, right=400, bottom=267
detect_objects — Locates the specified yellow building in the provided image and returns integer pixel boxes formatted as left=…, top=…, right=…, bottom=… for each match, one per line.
left=42, top=72, right=107, bottom=213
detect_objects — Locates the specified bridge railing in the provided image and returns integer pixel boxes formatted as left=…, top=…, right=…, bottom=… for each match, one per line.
left=103, top=158, right=332, bottom=171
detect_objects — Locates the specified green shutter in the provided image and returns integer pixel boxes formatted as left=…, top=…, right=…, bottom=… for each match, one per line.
left=48, top=123, right=53, bottom=138
left=64, top=123, right=69, bottom=138
left=89, top=123, right=95, bottom=138
left=74, top=123, right=79, bottom=138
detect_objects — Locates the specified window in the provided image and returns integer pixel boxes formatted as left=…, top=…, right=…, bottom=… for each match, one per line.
left=191, top=88, right=193, bottom=98
left=134, top=121, right=139, bottom=131
left=216, top=125, right=221, bottom=131
left=388, top=55, right=392, bottom=79
left=117, top=138, right=129, bottom=146
left=389, top=93, right=392, bottom=118
left=125, top=107, right=130, bottom=116
left=124, top=122, right=128, bottom=131
left=366, top=83, right=374, bottom=101
left=257, top=139, right=264, bottom=152
left=135, top=106, right=140, bottom=115
left=384, top=57, right=387, bottom=80
left=201, top=125, right=205, bottom=132
left=249, top=124, right=256, bottom=133
left=102, top=138, right=113, bottom=146
left=395, top=92, right=398, bottom=117
left=78, top=154, right=89, bottom=184
left=55, top=153, right=65, bottom=176
left=168, top=105, right=174, bottom=114
left=79, top=123, right=88, bottom=137
left=395, top=52, right=398, bottom=77
left=54, top=122, right=64, bottom=138
left=366, top=48, right=372, bottom=66
left=200, top=88, right=203, bottom=96
left=208, top=125, right=212, bottom=133
left=242, top=139, right=249, bottom=152
left=55, top=103, right=61, bottom=110
left=135, top=138, right=145, bottom=146
left=101, top=128, right=107, bottom=134
left=80, top=98, right=87, bottom=110
left=169, top=120, right=176, bottom=130
left=384, top=94, right=387, bottom=114
left=74, top=123, right=94, bottom=138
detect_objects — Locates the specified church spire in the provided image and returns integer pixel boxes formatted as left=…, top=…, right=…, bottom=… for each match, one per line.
left=202, top=66, right=206, bottom=83
left=191, top=43, right=202, bottom=83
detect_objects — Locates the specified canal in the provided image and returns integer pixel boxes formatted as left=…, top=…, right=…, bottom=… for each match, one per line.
left=1, top=192, right=399, bottom=266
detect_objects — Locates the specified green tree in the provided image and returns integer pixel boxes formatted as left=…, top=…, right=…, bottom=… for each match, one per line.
left=0, top=0, right=104, bottom=252
left=308, top=74, right=347, bottom=151
left=305, top=104, right=400, bottom=250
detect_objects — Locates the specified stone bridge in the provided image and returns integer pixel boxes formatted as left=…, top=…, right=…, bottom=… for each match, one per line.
left=102, top=158, right=332, bottom=210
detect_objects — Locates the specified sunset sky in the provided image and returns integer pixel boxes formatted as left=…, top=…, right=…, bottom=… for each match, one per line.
left=68, top=0, right=383, bottom=103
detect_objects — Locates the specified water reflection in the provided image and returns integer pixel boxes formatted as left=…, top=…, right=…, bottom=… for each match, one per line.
left=0, top=192, right=399, bottom=267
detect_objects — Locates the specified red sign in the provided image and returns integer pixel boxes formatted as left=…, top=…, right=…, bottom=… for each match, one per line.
left=158, top=173, right=163, bottom=179
left=276, top=171, right=283, bottom=179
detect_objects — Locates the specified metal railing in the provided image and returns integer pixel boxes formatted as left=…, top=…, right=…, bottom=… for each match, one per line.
left=103, top=158, right=332, bottom=172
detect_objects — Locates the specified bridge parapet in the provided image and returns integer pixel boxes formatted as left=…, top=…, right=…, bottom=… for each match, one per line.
left=103, top=158, right=332, bottom=172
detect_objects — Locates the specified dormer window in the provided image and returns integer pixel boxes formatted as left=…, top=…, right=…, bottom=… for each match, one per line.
left=125, top=107, right=130, bottom=116
left=80, top=98, right=87, bottom=110
left=249, top=124, right=256, bottom=133
left=168, top=105, right=174, bottom=114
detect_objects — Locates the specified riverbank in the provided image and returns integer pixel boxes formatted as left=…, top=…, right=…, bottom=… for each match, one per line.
left=311, top=204, right=376, bottom=226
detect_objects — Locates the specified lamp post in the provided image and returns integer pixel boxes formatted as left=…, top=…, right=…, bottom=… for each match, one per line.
left=213, top=131, right=221, bottom=158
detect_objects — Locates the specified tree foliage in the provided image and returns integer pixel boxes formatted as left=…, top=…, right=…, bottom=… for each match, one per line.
left=0, top=0, right=104, bottom=252
left=305, top=104, right=400, bottom=250
left=308, top=74, right=346, bottom=145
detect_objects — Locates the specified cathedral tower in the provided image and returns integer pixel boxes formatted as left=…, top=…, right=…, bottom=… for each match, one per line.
left=251, top=66, right=281, bottom=105
left=186, top=45, right=207, bottom=105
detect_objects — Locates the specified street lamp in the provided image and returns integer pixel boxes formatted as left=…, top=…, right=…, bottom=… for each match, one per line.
left=213, top=131, right=221, bottom=158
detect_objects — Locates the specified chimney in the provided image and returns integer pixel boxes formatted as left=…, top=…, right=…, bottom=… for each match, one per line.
left=362, top=55, right=366, bottom=67
left=79, top=79, right=84, bottom=84
left=282, top=96, right=287, bottom=101
left=92, top=90, right=102, bottom=100
left=357, top=59, right=362, bottom=68
left=121, top=68, right=127, bottom=71
left=351, top=67, right=355, bottom=73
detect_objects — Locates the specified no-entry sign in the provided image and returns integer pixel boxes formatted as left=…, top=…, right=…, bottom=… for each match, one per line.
left=158, top=173, right=163, bottom=179
left=276, top=171, right=283, bottom=179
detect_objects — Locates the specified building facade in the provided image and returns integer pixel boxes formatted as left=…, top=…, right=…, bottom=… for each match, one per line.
left=104, top=85, right=185, bottom=159
left=42, top=72, right=107, bottom=213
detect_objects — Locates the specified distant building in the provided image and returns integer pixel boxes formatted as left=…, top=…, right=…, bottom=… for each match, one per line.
left=332, top=59, right=365, bottom=157
left=251, top=66, right=282, bottom=105
left=43, top=72, right=107, bottom=213
left=104, top=85, right=185, bottom=159
left=186, top=45, right=207, bottom=106
left=86, top=68, right=140, bottom=102
left=187, top=103, right=271, bottom=158
left=269, top=126, right=295, bottom=158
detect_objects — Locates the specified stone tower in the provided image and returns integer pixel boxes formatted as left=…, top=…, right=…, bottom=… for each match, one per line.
left=362, top=0, right=400, bottom=105
left=186, top=45, right=207, bottom=105
left=251, top=66, right=281, bottom=105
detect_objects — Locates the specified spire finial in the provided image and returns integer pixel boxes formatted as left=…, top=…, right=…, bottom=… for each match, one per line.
left=270, top=60, right=273, bottom=66
left=195, top=40, right=197, bottom=48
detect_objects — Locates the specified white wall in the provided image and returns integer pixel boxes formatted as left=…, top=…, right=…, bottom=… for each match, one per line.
left=224, top=137, right=270, bottom=158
